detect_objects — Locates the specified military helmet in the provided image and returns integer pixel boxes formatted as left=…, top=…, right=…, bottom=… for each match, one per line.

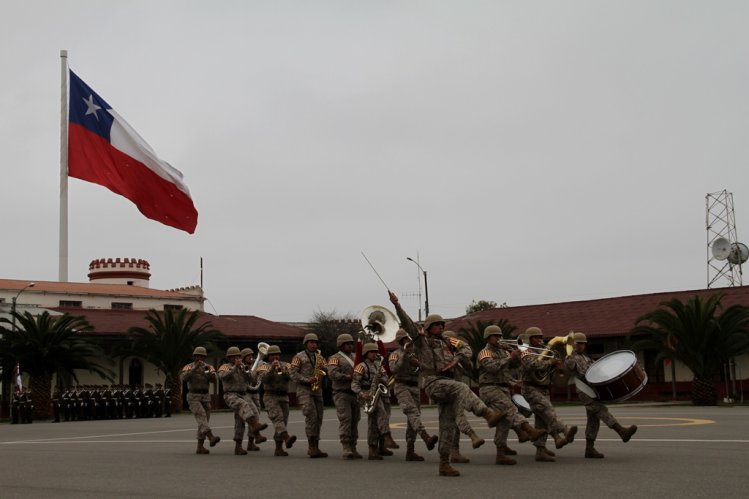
left=226, top=346, right=241, bottom=357
left=484, top=325, right=503, bottom=339
left=362, top=343, right=378, bottom=354
left=525, top=326, right=543, bottom=338
left=423, top=314, right=446, bottom=331
left=442, top=330, right=456, bottom=338
left=395, top=329, right=409, bottom=343
left=266, top=345, right=281, bottom=355
left=303, top=333, right=319, bottom=344
left=240, top=347, right=253, bottom=358
left=336, top=333, right=354, bottom=348
left=574, top=332, right=587, bottom=343
left=192, top=346, right=207, bottom=356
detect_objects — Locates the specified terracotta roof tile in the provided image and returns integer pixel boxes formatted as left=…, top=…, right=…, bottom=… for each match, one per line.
left=0, top=278, right=197, bottom=299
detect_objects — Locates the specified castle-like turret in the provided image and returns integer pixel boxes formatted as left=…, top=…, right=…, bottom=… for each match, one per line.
left=88, top=258, right=151, bottom=287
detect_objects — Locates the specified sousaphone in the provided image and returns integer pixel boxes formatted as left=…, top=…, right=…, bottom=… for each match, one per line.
left=360, top=305, right=399, bottom=343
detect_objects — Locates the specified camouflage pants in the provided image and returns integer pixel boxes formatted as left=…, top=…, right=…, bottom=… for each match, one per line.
left=480, top=386, right=525, bottom=447
left=332, top=391, right=360, bottom=445
left=264, top=393, right=290, bottom=441
left=233, top=393, right=259, bottom=441
left=224, top=392, right=260, bottom=441
left=250, top=391, right=261, bottom=411
left=579, top=392, right=618, bottom=440
left=424, top=377, right=488, bottom=457
left=366, top=397, right=390, bottom=446
left=522, top=385, right=566, bottom=447
left=451, top=412, right=475, bottom=451
left=187, top=393, right=212, bottom=439
left=296, top=389, right=323, bottom=439
left=393, top=383, right=422, bottom=444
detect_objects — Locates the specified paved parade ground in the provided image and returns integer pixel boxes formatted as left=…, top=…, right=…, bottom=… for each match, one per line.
left=1, top=403, right=747, bottom=498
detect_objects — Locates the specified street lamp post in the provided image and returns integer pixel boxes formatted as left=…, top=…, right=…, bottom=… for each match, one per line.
left=406, top=257, right=429, bottom=318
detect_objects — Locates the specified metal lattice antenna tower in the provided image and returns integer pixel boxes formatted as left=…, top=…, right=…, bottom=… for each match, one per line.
left=706, top=190, right=742, bottom=287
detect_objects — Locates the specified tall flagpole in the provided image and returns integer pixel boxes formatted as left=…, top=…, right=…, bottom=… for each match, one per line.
left=59, top=50, right=69, bottom=282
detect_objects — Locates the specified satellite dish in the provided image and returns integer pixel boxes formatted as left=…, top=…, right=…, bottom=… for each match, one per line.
left=712, top=237, right=731, bottom=261
left=728, top=242, right=749, bottom=265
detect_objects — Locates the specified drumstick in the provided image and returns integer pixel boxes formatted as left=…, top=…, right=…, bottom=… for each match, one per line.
left=361, top=251, right=391, bottom=291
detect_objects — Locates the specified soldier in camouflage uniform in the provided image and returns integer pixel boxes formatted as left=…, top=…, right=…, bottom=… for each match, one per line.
left=442, top=330, right=484, bottom=464
left=389, top=329, right=438, bottom=461
left=520, top=327, right=577, bottom=462
left=219, top=346, right=268, bottom=455
left=257, top=345, right=297, bottom=456
left=180, top=346, right=221, bottom=454
left=327, top=333, right=363, bottom=459
left=352, top=343, right=398, bottom=460
left=478, top=325, right=547, bottom=465
left=289, top=333, right=328, bottom=458
left=564, top=332, right=637, bottom=458
left=231, top=347, right=264, bottom=453
left=388, top=291, right=505, bottom=477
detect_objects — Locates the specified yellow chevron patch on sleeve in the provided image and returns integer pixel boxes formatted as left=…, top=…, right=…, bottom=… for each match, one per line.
left=181, top=364, right=192, bottom=373
left=478, top=350, right=492, bottom=362
left=218, top=364, right=230, bottom=373
left=389, top=352, right=398, bottom=363
left=328, top=356, right=339, bottom=366
left=256, top=364, right=269, bottom=374
left=354, top=364, right=365, bottom=375
left=448, top=337, right=463, bottom=349
left=290, top=356, right=301, bottom=367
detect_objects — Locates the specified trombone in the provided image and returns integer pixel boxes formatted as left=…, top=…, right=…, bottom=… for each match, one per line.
left=499, top=338, right=558, bottom=359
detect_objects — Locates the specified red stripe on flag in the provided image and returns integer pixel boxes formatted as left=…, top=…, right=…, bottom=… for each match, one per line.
left=68, top=123, right=198, bottom=233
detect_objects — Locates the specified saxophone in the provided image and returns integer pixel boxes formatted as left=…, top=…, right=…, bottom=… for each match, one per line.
left=362, top=359, right=393, bottom=414
left=310, top=351, right=326, bottom=392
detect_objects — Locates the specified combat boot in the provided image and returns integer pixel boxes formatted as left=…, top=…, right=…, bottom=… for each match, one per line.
left=341, top=442, right=354, bottom=460
left=439, top=455, right=460, bottom=477
left=405, top=442, right=424, bottom=461
left=482, top=407, right=505, bottom=428
left=468, top=431, right=485, bottom=449
left=585, top=438, right=604, bottom=459
left=542, top=446, right=555, bottom=457
left=368, top=445, right=383, bottom=460
left=196, top=439, right=210, bottom=455
left=246, top=434, right=260, bottom=451
left=495, top=446, right=517, bottom=465
left=564, top=425, right=578, bottom=444
left=248, top=418, right=268, bottom=434
left=378, top=439, right=393, bottom=456
left=613, top=423, right=637, bottom=442
left=307, top=438, right=328, bottom=458
left=254, top=433, right=268, bottom=444
left=234, top=439, right=247, bottom=455
left=515, top=421, right=546, bottom=443
left=535, top=446, right=555, bottom=462
left=350, top=443, right=363, bottom=459
left=553, top=432, right=568, bottom=449
left=499, top=444, right=518, bottom=456
left=274, top=440, right=288, bottom=457
left=280, top=431, right=296, bottom=449
left=206, top=431, right=221, bottom=447
left=450, top=449, right=470, bottom=463
left=420, top=430, right=438, bottom=450
left=383, top=432, right=399, bottom=449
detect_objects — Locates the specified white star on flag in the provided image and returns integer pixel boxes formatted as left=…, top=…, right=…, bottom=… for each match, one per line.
left=83, top=94, right=102, bottom=120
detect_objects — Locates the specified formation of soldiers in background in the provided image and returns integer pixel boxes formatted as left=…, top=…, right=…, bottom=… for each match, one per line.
left=51, top=384, right=172, bottom=422
left=11, top=390, right=33, bottom=424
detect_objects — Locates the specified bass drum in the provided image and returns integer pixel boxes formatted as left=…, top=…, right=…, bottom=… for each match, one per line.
left=585, top=350, right=647, bottom=403
left=511, top=394, right=533, bottom=418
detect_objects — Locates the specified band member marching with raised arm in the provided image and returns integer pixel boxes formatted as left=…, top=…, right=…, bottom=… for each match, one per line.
left=388, top=291, right=505, bottom=477
left=352, top=343, right=397, bottom=460
left=520, top=327, right=577, bottom=462
left=180, top=346, right=220, bottom=454
left=256, top=345, right=297, bottom=456
left=564, top=332, right=637, bottom=458
left=389, top=329, right=438, bottom=461
left=478, top=325, right=547, bottom=465
left=327, top=334, right=363, bottom=459
left=289, top=333, right=328, bottom=458
left=219, top=347, right=268, bottom=455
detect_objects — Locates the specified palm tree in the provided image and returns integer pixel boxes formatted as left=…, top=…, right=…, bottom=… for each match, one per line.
left=0, top=311, right=114, bottom=419
left=124, top=309, right=225, bottom=413
left=456, top=319, right=518, bottom=382
left=629, top=294, right=749, bottom=405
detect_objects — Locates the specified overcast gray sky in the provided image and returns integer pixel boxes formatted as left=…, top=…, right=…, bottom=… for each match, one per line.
left=1, top=1, right=748, bottom=322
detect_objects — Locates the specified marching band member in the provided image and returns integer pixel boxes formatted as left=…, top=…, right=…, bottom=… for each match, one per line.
left=232, top=347, right=263, bottom=453
left=388, top=291, right=505, bottom=477
left=218, top=347, right=268, bottom=456
left=327, top=333, right=363, bottom=459
left=180, top=346, right=220, bottom=454
left=389, top=329, right=438, bottom=461
left=289, top=333, right=329, bottom=458
left=478, top=325, right=546, bottom=465
left=257, top=345, right=297, bottom=456
left=564, top=332, right=637, bottom=458
left=520, top=327, right=577, bottom=462
left=351, top=343, right=396, bottom=460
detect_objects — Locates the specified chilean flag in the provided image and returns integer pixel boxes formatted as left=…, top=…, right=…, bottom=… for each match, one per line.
left=68, top=70, right=198, bottom=233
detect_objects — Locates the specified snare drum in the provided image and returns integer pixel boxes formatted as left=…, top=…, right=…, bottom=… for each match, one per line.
left=511, top=394, right=533, bottom=417
left=584, top=350, right=647, bottom=403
